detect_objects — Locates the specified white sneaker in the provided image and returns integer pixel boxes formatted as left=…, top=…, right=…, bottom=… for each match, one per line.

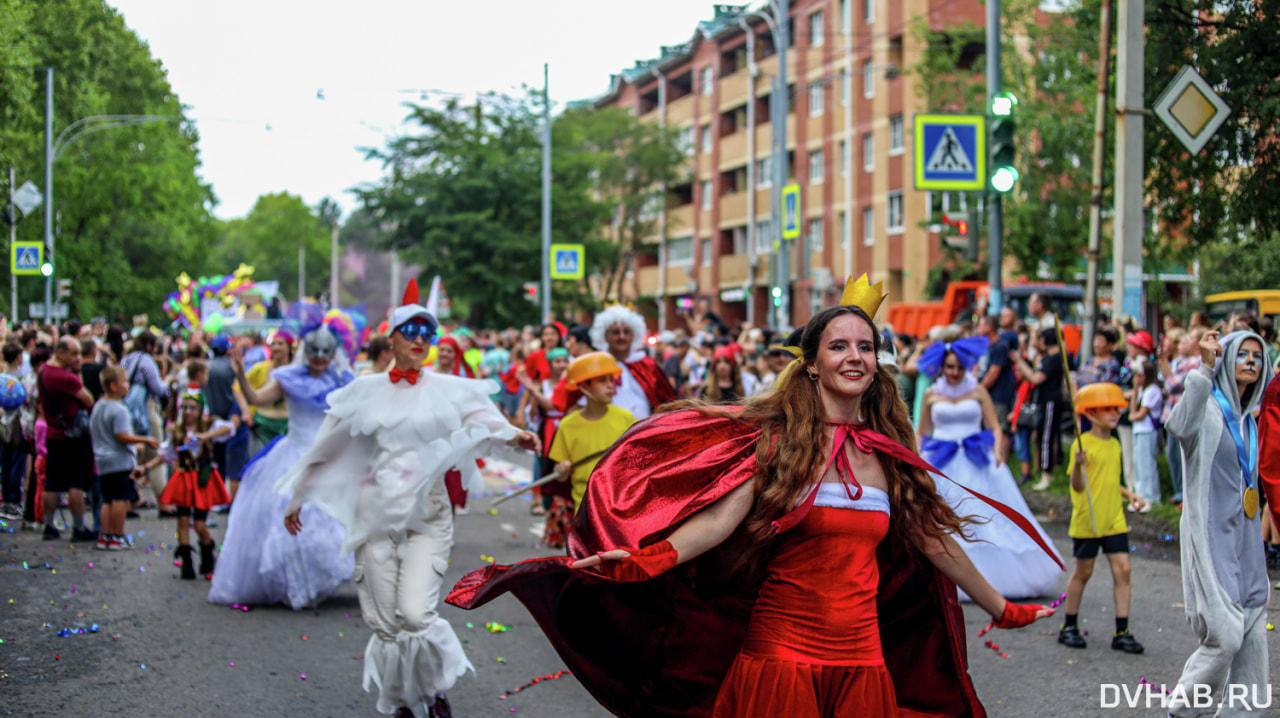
left=1031, top=476, right=1052, bottom=491
left=0, top=503, right=20, bottom=519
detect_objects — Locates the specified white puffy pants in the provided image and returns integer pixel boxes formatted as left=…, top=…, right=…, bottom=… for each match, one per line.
left=1172, top=604, right=1270, bottom=717
left=354, top=505, right=472, bottom=717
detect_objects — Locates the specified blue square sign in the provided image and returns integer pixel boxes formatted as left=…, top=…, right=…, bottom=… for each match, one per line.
left=913, top=114, right=986, bottom=191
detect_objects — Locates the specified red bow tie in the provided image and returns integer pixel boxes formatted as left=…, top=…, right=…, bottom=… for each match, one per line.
left=389, top=367, right=420, bottom=385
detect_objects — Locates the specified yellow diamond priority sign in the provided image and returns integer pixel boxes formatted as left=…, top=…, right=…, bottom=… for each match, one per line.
left=1153, top=66, right=1232, bottom=156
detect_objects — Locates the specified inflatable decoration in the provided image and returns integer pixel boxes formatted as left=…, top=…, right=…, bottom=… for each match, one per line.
left=162, top=264, right=257, bottom=329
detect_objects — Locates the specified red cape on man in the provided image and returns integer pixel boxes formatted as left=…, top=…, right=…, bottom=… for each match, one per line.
left=448, top=409, right=990, bottom=718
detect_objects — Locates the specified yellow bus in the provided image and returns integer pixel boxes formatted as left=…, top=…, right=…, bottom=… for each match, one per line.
left=1204, top=291, right=1280, bottom=323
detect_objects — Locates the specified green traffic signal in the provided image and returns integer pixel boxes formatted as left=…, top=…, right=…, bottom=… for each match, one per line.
left=991, top=92, right=1018, bottom=117
left=39, top=262, right=53, bottom=277
left=990, top=110, right=1017, bottom=193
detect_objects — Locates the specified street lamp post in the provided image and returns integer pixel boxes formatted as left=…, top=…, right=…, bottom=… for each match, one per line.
left=40, top=67, right=180, bottom=322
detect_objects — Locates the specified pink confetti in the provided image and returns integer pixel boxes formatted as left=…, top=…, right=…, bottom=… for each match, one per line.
left=299, top=674, right=307, bottom=680
left=1047, top=592, right=1068, bottom=610
left=229, top=662, right=235, bottom=667
left=1139, top=677, right=1169, bottom=694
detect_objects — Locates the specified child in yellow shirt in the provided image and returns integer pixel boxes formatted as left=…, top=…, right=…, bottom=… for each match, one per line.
left=1060, top=383, right=1148, bottom=654
left=550, top=352, right=636, bottom=514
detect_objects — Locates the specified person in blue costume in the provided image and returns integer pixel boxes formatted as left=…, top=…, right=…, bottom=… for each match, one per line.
left=916, top=335, right=1064, bottom=602
left=207, top=302, right=364, bottom=609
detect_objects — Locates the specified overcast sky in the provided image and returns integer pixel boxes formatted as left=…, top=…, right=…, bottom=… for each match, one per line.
left=109, top=0, right=716, bottom=220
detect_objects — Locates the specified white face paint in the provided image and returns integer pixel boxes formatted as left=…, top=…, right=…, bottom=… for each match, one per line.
left=304, top=327, right=338, bottom=361
left=1235, top=348, right=1264, bottom=368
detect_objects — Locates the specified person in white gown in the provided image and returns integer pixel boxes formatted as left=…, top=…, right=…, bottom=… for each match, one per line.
left=207, top=304, right=361, bottom=609
left=916, top=335, right=1064, bottom=601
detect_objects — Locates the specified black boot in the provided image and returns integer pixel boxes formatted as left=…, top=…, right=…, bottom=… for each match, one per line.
left=175, top=544, right=196, bottom=580
left=198, top=541, right=216, bottom=578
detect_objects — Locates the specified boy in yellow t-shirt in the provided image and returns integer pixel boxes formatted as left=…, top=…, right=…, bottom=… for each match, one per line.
left=1060, top=382, right=1148, bottom=654
left=550, top=352, right=636, bottom=514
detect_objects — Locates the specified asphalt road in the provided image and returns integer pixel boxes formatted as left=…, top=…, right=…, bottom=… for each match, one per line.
left=3, top=457, right=1279, bottom=717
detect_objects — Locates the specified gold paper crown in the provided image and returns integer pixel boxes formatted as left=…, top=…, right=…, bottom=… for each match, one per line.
left=839, top=273, right=888, bottom=319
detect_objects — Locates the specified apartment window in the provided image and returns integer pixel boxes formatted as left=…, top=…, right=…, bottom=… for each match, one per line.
left=701, top=66, right=714, bottom=95
left=701, top=238, right=712, bottom=267
left=928, top=191, right=970, bottom=220
left=864, top=0, right=875, bottom=23
left=668, top=237, right=694, bottom=265
left=888, top=191, right=904, bottom=233
left=863, top=58, right=875, bottom=97
left=701, top=124, right=712, bottom=154
left=862, top=132, right=874, bottom=172
left=809, top=149, right=825, bottom=183
left=862, top=206, right=875, bottom=246
left=808, top=83, right=824, bottom=116
left=810, top=10, right=825, bottom=47
left=678, top=126, right=696, bottom=156
left=840, top=69, right=850, bottom=107
left=755, top=220, right=772, bottom=253
left=756, top=157, right=773, bottom=187
left=840, top=140, right=849, bottom=176
left=701, top=180, right=714, bottom=210
left=732, top=226, right=748, bottom=254
left=889, top=114, right=904, bottom=154
left=807, top=217, right=824, bottom=252
left=840, top=211, right=849, bottom=247
left=840, top=0, right=850, bottom=32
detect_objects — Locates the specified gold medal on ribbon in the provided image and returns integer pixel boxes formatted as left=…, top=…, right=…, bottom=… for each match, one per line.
left=1243, top=486, right=1259, bottom=519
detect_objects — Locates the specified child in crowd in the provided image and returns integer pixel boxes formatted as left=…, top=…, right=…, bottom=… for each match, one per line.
left=89, top=366, right=159, bottom=550
left=550, top=352, right=636, bottom=518
left=517, top=347, right=572, bottom=544
left=1128, top=361, right=1163, bottom=507
left=139, top=387, right=235, bottom=579
left=1059, top=382, right=1147, bottom=654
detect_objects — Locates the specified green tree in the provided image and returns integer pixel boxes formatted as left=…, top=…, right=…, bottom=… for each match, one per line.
left=2, top=0, right=216, bottom=322
left=213, top=193, right=332, bottom=302
left=357, top=93, right=683, bottom=328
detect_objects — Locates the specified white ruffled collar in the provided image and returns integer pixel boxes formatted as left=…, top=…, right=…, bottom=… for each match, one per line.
left=931, top=373, right=978, bottom=401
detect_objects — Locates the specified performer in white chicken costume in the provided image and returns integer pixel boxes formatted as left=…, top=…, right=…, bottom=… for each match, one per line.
left=278, top=279, right=539, bottom=718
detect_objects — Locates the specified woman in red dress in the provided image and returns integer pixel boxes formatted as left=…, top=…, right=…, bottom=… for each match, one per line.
left=450, top=278, right=1061, bottom=717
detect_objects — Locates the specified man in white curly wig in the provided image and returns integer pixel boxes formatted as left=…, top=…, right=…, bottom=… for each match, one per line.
left=589, top=305, right=675, bottom=419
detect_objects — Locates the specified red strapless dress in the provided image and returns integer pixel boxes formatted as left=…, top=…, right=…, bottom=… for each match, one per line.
left=713, top=495, right=895, bottom=717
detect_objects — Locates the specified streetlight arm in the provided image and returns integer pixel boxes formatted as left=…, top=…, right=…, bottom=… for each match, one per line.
left=53, top=115, right=181, bottom=161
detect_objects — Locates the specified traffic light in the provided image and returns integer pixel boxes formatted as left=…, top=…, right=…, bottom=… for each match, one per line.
left=40, top=262, right=53, bottom=277
left=990, top=92, right=1018, bottom=193
left=941, top=211, right=980, bottom=262
left=521, top=282, right=538, bottom=304
left=771, top=286, right=783, bottom=308
left=57, top=278, right=71, bottom=301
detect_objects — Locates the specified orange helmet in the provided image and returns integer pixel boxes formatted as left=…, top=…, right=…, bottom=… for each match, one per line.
left=566, top=351, right=622, bottom=390
left=1075, top=382, right=1126, bottom=414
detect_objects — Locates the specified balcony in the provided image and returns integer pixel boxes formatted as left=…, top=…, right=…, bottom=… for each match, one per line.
left=751, top=122, right=794, bottom=156
left=718, top=72, right=750, bottom=109
left=637, top=265, right=661, bottom=297
left=667, top=95, right=694, bottom=126
left=719, top=253, right=749, bottom=288
left=718, top=191, right=748, bottom=227
left=718, top=131, right=748, bottom=169
left=666, top=204, right=694, bottom=237
left=666, top=265, right=697, bottom=296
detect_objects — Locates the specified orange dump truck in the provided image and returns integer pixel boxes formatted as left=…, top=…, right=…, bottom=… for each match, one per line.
left=885, top=282, right=1084, bottom=355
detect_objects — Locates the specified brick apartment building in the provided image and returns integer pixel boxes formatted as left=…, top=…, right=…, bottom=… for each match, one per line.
left=593, top=0, right=996, bottom=331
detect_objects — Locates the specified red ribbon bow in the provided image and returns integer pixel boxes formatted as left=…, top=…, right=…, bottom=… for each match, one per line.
left=389, top=367, right=420, bottom=385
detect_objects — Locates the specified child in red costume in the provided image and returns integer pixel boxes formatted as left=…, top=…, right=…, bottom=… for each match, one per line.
left=1257, top=374, right=1280, bottom=586
left=450, top=277, right=1060, bottom=718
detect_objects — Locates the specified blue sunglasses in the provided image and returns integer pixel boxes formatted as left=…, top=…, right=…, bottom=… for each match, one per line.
left=395, top=320, right=435, bottom=342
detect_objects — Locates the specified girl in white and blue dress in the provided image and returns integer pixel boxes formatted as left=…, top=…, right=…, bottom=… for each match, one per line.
left=916, top=336, right=1064, bottom=601
left=207, top=303, right=363, bottom=609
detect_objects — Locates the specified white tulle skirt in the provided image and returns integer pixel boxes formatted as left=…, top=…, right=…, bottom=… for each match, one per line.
left=208, top=435, right=354, bottom=609
left=933, top=452, right=1064, bottom=602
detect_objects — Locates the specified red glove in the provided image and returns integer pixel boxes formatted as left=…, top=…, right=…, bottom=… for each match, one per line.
left=993, top=601, right=1045, bottom=629
left=593, top=540, right=678, bottom=582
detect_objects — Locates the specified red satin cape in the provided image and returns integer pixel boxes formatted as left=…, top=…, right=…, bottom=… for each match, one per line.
left=448, top=409, right=995, bottom=718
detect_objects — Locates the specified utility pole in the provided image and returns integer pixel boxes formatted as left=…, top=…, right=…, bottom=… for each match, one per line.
left=298, top=238, right=305, bottom=303
left=43, top=67, right=53, bottom=325
left=1113, top=0, right=1145, bottom=325
left=329, top=219, right=340, bottom=307
left=772, top=0, right=790, bottom=330
left=541, top=63, right=552, bottom=323
left=985, top=0, right=1003, bottom=316
left=1081, top=0, right=1113, bottom=362
left=8, top=165, right=15, bottom=322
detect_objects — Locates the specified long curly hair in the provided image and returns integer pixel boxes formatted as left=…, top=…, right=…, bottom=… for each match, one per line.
left=662, top=305, right=967, bottom=583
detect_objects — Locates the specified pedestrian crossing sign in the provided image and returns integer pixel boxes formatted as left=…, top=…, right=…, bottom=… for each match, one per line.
left=10, top=241, right=43, bottom=276
left=550, top=244, right=585, bottom=280
left=913, top=114, right=986, bottom=191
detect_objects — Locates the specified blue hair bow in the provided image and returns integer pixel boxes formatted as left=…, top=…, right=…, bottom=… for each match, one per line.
left=921, top=430, right=995, bottom=469
left=916, top=335, right=990, bottom=379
